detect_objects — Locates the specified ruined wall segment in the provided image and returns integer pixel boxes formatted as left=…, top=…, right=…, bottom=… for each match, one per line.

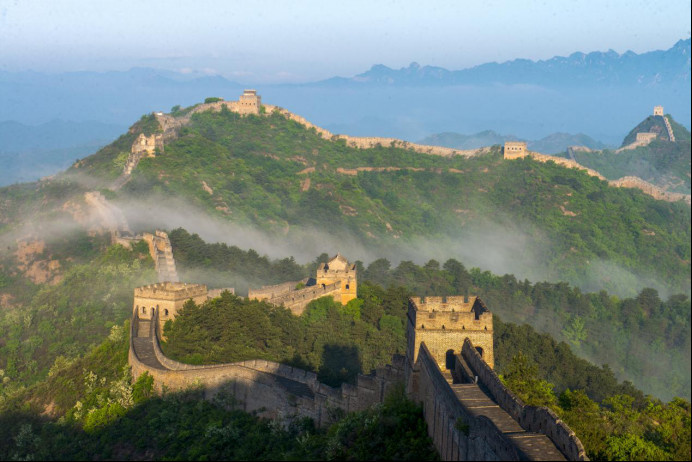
left=142, top=230, right=179, bottom=282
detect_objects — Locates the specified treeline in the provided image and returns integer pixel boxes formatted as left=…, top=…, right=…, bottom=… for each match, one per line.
left=502, top=352, right=691, bottom=461
left=0, top=243, right=155, bottom=398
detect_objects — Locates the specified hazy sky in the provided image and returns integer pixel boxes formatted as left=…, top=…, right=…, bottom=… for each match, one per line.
left=1, top=0, right=690, bottom=83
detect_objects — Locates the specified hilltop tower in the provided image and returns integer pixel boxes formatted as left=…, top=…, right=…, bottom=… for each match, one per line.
left=503, top=141, right=527, bottom=159
left=406, top=295, right=494, bottom=371
left=316, top=254, right=358, bottom=305
left=653, top=105, right=664, bottom=116
left=237, top=89, right=262, bottom=114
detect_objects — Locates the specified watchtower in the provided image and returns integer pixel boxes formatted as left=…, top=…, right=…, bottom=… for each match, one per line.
left=653, top=105, right=664, bottom=116
left=503, top=141, right=528, bottom=159
left=406, top=295, right=494, bottom=371
left=316, top=254, right=358, bottom=305
left=133, top=282, right=208, bottom=333
left=237, top=89, right=262, bottom=115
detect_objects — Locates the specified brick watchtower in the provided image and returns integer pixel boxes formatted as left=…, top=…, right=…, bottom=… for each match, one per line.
left=316, top=254, right=357, bottom=305
left=406, top=295, right=494, bottom=371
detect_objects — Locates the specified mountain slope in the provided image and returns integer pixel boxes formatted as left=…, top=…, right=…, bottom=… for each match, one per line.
left=58, top=104, right=690, bottom=296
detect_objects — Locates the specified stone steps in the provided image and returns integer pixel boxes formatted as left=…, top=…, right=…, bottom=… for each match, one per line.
left=446, top=379, right=566, bottom=461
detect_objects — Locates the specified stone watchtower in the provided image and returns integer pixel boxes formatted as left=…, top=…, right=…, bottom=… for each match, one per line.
left=134, top=282, right=209, bottom=335
left=653, top=105, right=664, bottom=116
left=406, top=295, right=494, bottom=371
left=503, top=141, right=528, bottom=159
left=237, top=89, right=262, bottom=115
left=316, top=254, right=357, bottom=305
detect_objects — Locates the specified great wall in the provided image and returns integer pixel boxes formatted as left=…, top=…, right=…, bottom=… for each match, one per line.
left=128, top=273, right=588, bottom=460
left=114, top=90, right=690, bottom=205
left=123, top=226, right=588, bottom=461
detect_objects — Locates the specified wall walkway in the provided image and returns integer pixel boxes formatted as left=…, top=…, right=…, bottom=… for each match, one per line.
left=410, top=342, right=584, bottom=460
left=129, top=309, right=405, bottom=427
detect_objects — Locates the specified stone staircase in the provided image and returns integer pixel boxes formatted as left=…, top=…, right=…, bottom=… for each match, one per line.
left=663, top=115, right=676, bottom=142
left=443, top=366, right=567, bottom=461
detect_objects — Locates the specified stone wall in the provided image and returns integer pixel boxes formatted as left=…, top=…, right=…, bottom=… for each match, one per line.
left=610, top=176, right=691, bottom=204
left=461, top=339, right=588, bottom=461
left=129, top=310, right=405, bottom=427
left=247, top=279, right=308, bottom=301
left=263, top=105, right=480, bottom=158
left=247, top=278, right=342, bottom=315
left=142, top=230, right=179, bottom=282
left=412, top=343, right=522, bottom=460
left=268, top=282, right=341, bottom=315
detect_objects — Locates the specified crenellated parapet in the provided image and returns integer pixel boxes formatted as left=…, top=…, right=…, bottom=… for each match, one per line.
left=406, top=295, right=494, bottom=369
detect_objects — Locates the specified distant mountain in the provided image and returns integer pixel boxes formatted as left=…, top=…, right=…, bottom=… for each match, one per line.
left=326, top=39, right=691, bottom=87
left=0, top=120, right=125, bottom=185
left=0, top=40, right=689, bottom=146
left=529, top=133, right=609, bottom=153
left=418, top=130, right=518, bottom=150
left=418, top=130, right=608, bottom=154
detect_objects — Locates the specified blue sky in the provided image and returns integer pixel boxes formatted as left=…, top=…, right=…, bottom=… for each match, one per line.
left=1, top=0, right=690, bottom=82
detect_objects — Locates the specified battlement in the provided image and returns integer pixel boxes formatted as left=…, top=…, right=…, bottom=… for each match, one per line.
left=134, top=282, right=207, bottom=301
left=407, top=295, right=494, bottom=369
left=408, top=296, right=492, bottom=331
left=503, top=141, right=528, bottom=159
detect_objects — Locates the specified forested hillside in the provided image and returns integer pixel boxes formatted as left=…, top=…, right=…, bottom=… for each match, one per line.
left=66, top=107, right=691, bottom=297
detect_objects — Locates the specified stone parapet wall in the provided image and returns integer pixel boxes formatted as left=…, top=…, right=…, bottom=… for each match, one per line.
left=413, top=343, right=521, bottom=460
left=264, top=105, right=479, bottom=158
left=248, top=279, right=308, bottom=300
left=134, top=282, right=207, bottom=301
left=129, top=310, right=405, bottom=427
left=610, top=176, right=691, bottom=204
left=461, top=339, right=588, bottom=461
left=267, top=282, right=341, bottom=315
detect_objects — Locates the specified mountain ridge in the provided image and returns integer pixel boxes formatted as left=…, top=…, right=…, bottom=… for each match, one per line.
left=324, top=38, right=691, bottom=87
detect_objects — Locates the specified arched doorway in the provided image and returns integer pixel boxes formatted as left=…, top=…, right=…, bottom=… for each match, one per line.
left=445, top=349, right=455, bottom=370
left=475, top=346, right=484, bottom=357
